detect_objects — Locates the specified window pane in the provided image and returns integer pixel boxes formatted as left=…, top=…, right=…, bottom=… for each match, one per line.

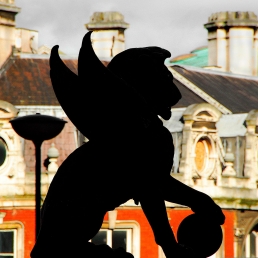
left=0, top=231, right=14, bottom=253
left=91, top=231, right=107, bottom=245
left=112, top=230, right=126, bottom=250
left=250, top=232, right=256, bottom=257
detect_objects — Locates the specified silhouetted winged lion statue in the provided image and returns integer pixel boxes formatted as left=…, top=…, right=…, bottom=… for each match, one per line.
left=31, top=32, right=225, bottom=258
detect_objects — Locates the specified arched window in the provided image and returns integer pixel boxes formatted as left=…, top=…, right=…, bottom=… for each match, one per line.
left=0, top=138, right=7, bottom=167
left=195, top=137, right=211, bottom=173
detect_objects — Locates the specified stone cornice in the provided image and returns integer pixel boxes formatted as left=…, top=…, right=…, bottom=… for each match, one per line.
left=0, top=3, right=20, bottom=14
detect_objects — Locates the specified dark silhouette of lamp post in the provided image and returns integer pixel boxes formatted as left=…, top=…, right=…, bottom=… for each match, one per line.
left=10, top=113, right=67, bottom=238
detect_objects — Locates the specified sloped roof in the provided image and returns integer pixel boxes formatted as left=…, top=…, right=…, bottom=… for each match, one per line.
left=172, top=79, right=207, bottom=108
left=0, top=57, right=77, bottom=105
left=3, top=55, right=258, bottom=114
left=168, top=47, right=208, bottom=67
left=0, top=56, right=110, bottom=106
left=0, top=55, right=110, bottom=173
left=171, top=65, right=258, bottom=113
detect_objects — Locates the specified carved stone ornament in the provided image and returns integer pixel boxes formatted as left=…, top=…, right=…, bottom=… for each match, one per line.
left=234, top=228, right=245, bottom=238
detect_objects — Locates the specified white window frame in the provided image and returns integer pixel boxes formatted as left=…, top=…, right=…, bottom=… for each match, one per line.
left=0, top=222, right=24, bottom=258
left=92, top=221, right=140, bottom=258
left=0, top=229, right=17, bottom=257
left=95, top=228, right=132, bottom=253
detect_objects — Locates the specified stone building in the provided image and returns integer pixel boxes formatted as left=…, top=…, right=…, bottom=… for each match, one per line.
left=1, top=2, right=258, bottom=257
left=170, top=11, right=258, bottom=76
left=167, top=66, right=258, bottom=257
left=168, top=12, right=258, bottom=257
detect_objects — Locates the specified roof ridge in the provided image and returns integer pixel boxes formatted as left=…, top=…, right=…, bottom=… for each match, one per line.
left=170, top=64, right=258, bottom=81
left=19, top=53, right=78, bottom=60
left=0, top=54, right=17, bottom=77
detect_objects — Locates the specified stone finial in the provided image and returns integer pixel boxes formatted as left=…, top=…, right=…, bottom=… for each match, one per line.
left=47, top=143, right=59, bottom=158
left=223, top=141, right=236, bottom=176
left=47, top=143, right=59, bottom=173
left=225, top=142, right=235, bottom=163
left=234, top=228, right=245, bottom=238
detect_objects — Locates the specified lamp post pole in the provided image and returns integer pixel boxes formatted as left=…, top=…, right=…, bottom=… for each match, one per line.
left=34, top=139, right=43, bottom=236
left=10, top=113, right=66, bottom=239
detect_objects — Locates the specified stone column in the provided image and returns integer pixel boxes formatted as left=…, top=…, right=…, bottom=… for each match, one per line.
left=244, top=110, right=258, bottom=188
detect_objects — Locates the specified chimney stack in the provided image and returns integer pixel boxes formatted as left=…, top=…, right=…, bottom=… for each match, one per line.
left=85, top=12, right=129, bottom=60
left=0, top=0, right=20, bottom=68
left=204, top=12, right=258, bottom=76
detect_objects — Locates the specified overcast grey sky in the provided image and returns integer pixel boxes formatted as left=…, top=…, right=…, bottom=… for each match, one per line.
left=15, top=0, right=258, bottom=58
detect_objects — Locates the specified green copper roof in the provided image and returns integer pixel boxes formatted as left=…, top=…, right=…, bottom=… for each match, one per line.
left=167, top=46, right=208, bottom=67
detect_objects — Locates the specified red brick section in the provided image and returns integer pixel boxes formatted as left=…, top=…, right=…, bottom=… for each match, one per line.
left=23, top=118, right=77, bottom=172
left=167, top=209, right=235, bottom=258
left=104, top=208, right=158, bottom=258
left=222, top=210, right=235, bottom=258
left=110, top=208, right=234, bottom=258
left=1, top=209, right=35, bottom=258
left=0, top=208, right=234, bottom=258
left=105, top=209, right=195, bottom=257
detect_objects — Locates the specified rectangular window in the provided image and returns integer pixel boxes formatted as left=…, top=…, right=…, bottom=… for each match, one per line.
left=91, top=229, right=132, bottom=253
left=90, top=221, right=140, bottom=258
left=0, top=229, right=16, bottom=258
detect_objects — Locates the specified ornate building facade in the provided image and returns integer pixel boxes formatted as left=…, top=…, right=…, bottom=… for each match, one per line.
left=1, top=2, right=258, bottom=257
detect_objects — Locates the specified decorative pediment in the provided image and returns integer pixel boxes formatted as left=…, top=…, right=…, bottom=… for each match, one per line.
left=0, top=100, right=19, bottom=121
left=183, top=103, right=221, bottom=122
left=182, top=103, right=221, bottom=132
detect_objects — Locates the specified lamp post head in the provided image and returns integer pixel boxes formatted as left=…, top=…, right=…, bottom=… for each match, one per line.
left=10, top=113, right=67, bottom=143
